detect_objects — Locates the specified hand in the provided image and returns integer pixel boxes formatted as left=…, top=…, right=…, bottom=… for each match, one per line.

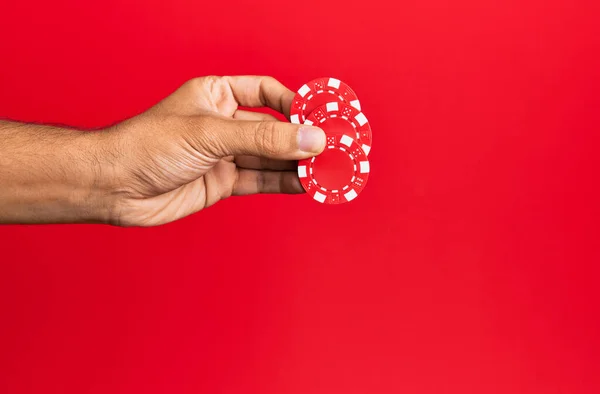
left=100, top=76, right=326, bottom=227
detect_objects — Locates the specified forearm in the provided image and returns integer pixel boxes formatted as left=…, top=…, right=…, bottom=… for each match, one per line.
left=0, top=121, right=116, bottom=224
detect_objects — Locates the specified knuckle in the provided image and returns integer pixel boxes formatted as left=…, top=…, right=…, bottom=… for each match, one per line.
left=192, top=116, right=218, bottom=149
left=184, top=76, right=220, bottom=93
left=194, top=114, right=211, bottom=131
left=182, top=77, right=202, bottom=91
left=254, top=121, right=284, bottom=156
left=261, top=76, right=277, bottom=86
left=201, top=75, right=221, bottom=86
left=187, top=75, right=214, bottom=85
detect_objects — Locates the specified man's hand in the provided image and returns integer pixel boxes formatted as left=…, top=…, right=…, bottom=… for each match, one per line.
left=0, top=76, right=326, bottom=226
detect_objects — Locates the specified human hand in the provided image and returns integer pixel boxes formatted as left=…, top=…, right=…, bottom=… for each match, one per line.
left=99, top=76, right=326, bottom=226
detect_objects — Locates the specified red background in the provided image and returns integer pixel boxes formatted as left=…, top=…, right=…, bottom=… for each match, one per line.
left=1, top=1, right=599, bottom=393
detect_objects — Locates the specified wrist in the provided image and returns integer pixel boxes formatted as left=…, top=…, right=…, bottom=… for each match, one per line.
left=72, top=129, right=126, bottom=225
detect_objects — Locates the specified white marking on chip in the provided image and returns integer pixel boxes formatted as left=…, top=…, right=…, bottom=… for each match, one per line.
left=328, top=78, right=341, bottom=89
left=298, top=166, right=307, bottom=178
left=360, top=161, right=370, bottom=173
left=298, top=84, right=311, bottom=97
left=326, top=102, right=339, bottom=112
left=340, top=135, right=353, bottom=147
left=354, top=112, right=368, bottom=126
left=314, top=192, right=326, bottom=203
left=290, top=114, right=300, bottom=124
left=344, top=189, right=358, bottom=201
left=304, top=119, right=313, bottom=126
left=350, top=100, right=361, bottom=110
left=362, top=144, right=371, bottom=155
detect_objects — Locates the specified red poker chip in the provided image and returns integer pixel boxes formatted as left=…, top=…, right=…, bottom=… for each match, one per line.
left=298, top=134, right=370, bottom=204
left=304, top=102, right=372, bottom=156
left=290, top=77, right=361, bottom=125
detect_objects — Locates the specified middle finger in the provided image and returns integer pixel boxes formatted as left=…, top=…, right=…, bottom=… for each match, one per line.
left=234, top=156, right=297, bottom=171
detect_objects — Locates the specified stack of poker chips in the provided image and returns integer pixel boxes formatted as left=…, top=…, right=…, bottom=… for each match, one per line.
left=290, top=78, right=372, bottom=204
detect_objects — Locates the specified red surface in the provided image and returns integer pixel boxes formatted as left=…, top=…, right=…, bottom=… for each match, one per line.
left=1, top=1, right=599, bottom=393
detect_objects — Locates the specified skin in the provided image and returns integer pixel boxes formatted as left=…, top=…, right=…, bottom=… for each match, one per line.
left=0, top=76, right=326, bottom=227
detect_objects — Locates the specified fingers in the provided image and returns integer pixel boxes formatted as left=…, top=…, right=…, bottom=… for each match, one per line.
left=201, top=116, right=325, bottom=160
left=152, top=76, right=294, bottom=118
left=225, top=76, right=295, bottom=118
left=233, top=169, right=304, bottom=195
left=232, top=110, right=279, bottom=121
left=234, top=156, right=296, bottom=171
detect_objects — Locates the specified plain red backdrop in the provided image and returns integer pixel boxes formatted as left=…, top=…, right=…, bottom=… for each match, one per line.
left=1, top=1, right=599, bottom=393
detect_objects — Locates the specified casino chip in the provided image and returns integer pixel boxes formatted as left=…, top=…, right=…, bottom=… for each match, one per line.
left=298, top=134, right=370, bottom=204
left=304, top=101, right=372, bottom=156
left=290, top=77, right=360, bottom=125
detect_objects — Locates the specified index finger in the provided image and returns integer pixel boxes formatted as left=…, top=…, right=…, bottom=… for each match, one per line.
left=224, top=76, right=295, bottom=118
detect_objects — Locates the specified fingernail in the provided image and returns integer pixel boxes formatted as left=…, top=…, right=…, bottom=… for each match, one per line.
left=298, top=126, right=326, bottom=153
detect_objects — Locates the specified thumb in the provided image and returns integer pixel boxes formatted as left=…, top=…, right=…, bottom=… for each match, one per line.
left=202, top=117, right=326, bottom=160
